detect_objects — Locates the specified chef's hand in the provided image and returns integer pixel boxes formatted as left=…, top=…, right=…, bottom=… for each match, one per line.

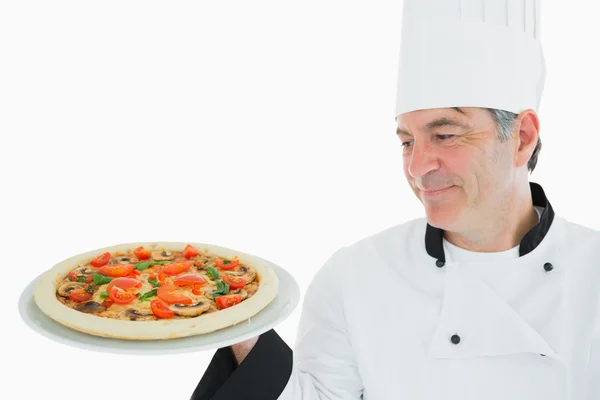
left=230, top=336, right=260, bottom=365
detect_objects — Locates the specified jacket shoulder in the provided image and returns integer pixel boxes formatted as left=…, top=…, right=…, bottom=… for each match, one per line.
left=553, top=216, right=600, bottom=248
left=327, top=217, right=429, bottom=278
left=343, top=217, right=427, bottom=254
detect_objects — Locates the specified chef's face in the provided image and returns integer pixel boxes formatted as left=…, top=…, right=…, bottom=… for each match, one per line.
left=397, top=107, right=518, bottom=231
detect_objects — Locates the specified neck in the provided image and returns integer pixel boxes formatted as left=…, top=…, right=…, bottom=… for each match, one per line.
left=444, top=184, right=539, bottom=253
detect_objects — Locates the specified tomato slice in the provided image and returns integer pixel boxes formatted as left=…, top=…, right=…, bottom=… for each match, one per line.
left=150, top=299, right=174, bottom=318
left=162, top=260, right=194, bottom=276
left=173, top=274, right=207, bottom=287
left=134, top=246, right=151, bottom=260
left=221, top=275, right=246, bottom=289
left=108, top=285, right=136, bottom=304
left=69, top=289, right=92, bottom=302
left=126, top=269, right=141, bottom=279
left=215, top=294, right=241, bottom=309
left=90, top=252, right=111, bottom=267
left=102, top=299, right=113, bottom=308
left=215, top=258, right=239, bottom=270
left=182, top=244, right=200, bottom=259
left=107, top=277, right=142, bottom=292
left=98, top=264, right=135, bottom=277
left=157, top=284, right=193, bottom=304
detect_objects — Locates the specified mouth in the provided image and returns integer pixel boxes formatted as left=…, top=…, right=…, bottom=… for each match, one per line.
left=420, top=186, right=455, bottom=197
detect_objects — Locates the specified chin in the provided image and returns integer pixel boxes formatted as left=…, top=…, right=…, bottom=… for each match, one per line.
left=423, top=204, right=463, bottom=231
left=417, top=186, right=465, bottom=231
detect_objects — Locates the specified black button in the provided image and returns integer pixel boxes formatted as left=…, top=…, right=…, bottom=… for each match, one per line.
left=436, top=260, right=445, bottom=268
left=450, top=334, right=461, bottom=344
left=540, top=353, right=546, bottom=357
left=543, top=262, right=553, bottom=272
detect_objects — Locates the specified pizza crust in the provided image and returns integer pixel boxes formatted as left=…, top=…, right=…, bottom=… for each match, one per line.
left=33, top=242, right=279, bottom=340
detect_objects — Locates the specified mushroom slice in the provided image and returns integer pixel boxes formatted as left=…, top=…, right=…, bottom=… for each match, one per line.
left=170, top=297, right=211, bottom=317
left=207, top=303, right=218, bottom=313
left=244, top=282, right=259, bottom=298
left=193, top=254, right=215, bottom=270
left=202, top=284, right=219, bottom=300
left=229, top=289, right=248, bottom=301
left=76, top=301, right=106, bottom=314
left=110, top=256, right=137, bottom=264
left=118, top=302, right=156, bottom=320
left=74, top=266, right=96, bottom=275
left=120, top=309, right=157, bottom=321
left=117, top=300, right=156, bottom=320
left=151, top=250, right=174, bottom=261
left=57, top=282, right=86, bottom=297
left=204, top=287, right=248, bottom=302
left=222, top=265, right=256, bottom=284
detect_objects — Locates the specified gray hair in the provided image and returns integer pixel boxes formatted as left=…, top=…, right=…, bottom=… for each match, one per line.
left=453, top=107, right=542, bottom=173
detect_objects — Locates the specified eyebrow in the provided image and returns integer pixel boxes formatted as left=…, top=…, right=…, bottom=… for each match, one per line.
left=396, top=116, right=470, bottom=136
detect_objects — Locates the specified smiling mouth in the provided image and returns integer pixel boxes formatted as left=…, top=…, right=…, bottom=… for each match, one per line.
left=421, top=186, right=455, bottom=195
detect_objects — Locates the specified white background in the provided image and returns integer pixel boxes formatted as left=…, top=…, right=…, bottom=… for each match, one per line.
left=1, top=1, right=599, bottom=398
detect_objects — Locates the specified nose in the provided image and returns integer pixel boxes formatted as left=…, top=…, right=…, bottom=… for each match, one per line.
left=407, top=141, right=440, bottom=178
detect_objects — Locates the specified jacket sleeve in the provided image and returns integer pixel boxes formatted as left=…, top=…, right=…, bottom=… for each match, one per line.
left=189, top=329, right=293, bottom=400
left=191, top=248, right=364, bottom=399
left=278, top=247, right=364, bottom=399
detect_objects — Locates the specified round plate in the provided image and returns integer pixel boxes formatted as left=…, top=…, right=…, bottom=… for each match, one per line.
left=18, top=258, right=300, bottom=355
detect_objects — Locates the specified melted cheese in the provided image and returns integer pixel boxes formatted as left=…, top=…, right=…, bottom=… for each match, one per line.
left=57, top=250, right=258, bottom=320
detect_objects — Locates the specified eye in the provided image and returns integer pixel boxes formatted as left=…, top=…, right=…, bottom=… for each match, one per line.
left=401, top=141, right=413, bottom=148
left=435, top=134, right=455, bottom=141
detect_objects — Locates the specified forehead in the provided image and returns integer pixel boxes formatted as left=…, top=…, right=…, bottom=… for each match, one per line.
left=396, top=107, right=472, bottom=130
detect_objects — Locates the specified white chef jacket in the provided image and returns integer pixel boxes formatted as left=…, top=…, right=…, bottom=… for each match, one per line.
left=278, top=183, right=600, bottom=400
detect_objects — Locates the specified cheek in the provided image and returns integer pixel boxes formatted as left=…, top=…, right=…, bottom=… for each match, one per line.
left=482, top=143, right=514, bottom=182
left=442, top=148, right=473, bottom=174
left=402, top=156, right=410, bottom=176
left=402, top=156, right=417, bottom=185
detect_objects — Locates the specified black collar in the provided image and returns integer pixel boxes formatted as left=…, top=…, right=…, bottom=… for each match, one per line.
left=425, top=182, right=555, bottom=262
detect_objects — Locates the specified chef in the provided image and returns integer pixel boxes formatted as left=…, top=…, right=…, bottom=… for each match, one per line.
left=191, top=0, right=600, bottom=399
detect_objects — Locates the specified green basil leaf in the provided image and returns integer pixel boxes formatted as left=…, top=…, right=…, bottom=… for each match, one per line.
left=222, top=280, right=230, bottom=294
left=212, top=280, right=230, bottom=297
left=93, top=274, right=113, bottom=286
left=85, top=284, right=97, bottom=294
left=135, top=293, right=140, bottom=297
left=134, top=260, right=170, bottom=271
left=148, top=279, right=160, bottom=287
left=222, top=259, right=231, bottom=265
left=76, top=275, right=88, bottom=283
left=138, top=289, right=158, bottom=302
left=100, top=292, right=109, bottom=299
left=206, top=266, right=219, bottom=281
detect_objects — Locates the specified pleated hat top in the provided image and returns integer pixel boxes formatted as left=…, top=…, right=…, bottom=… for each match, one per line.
left=395, top=0, right=545, bottom=118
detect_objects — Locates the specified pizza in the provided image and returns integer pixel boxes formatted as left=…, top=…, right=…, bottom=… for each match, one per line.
left=33, top=242, right=279, bottom=340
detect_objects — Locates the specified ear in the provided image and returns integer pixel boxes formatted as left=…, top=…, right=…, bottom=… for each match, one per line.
left=513, top=109, right=540, bottom=169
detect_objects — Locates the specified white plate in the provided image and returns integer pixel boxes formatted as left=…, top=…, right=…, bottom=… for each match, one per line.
left=18, top=258, right=300, bottom=355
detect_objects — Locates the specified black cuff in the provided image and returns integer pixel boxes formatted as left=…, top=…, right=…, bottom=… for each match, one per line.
left=190, top=346, right=238, bottom=400
left=190, top=329, right=293, bottom=400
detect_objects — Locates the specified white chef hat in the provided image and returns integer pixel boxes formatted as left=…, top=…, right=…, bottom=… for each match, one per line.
left=395, top=0, right=546, bottom=119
